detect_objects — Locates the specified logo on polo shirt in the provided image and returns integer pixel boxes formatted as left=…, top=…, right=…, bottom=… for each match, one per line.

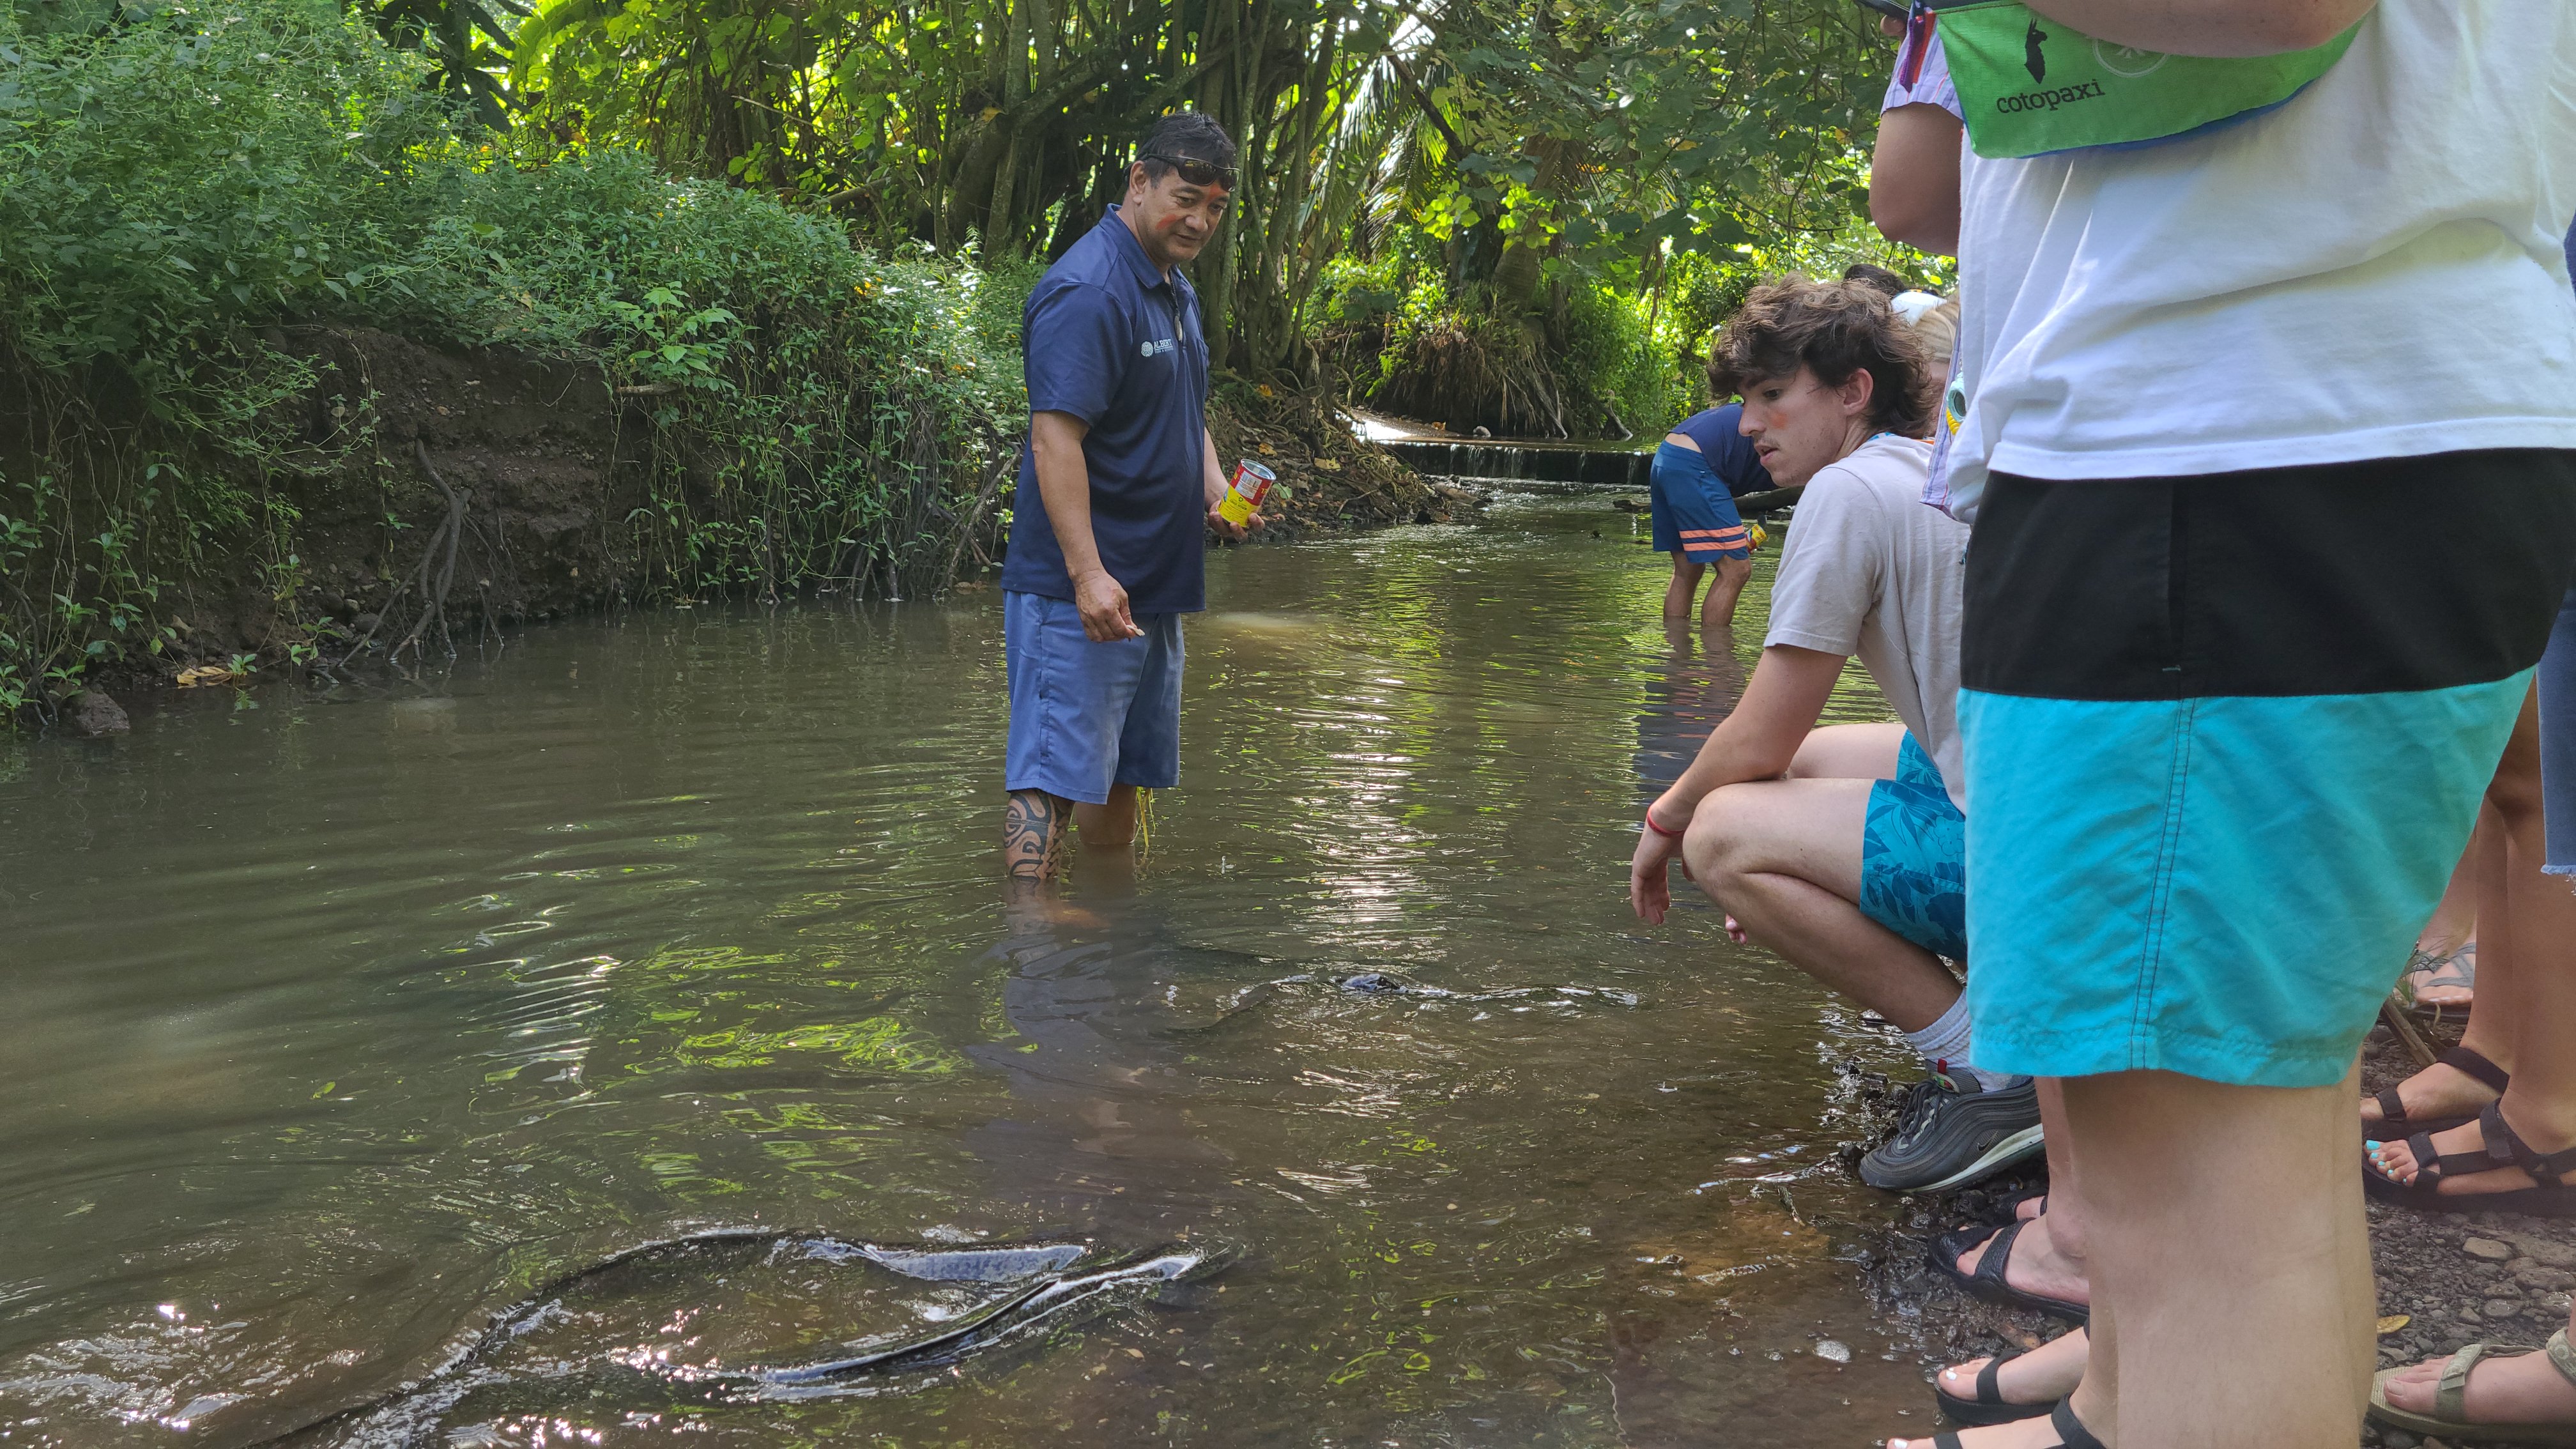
left=1139, top=337, right=1177, bottom=358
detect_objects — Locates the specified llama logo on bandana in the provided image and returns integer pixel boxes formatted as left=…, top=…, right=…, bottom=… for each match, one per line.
left=2023, top=19, right=2048, bottom=82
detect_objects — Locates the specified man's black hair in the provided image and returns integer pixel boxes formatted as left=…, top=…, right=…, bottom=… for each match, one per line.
left=1841, top=263, right=1909, bottom=298
left=1137, top=111, right=1239, bottom=181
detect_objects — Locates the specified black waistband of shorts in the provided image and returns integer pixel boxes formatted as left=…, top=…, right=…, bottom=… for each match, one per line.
left=1962, top=450, right=2576, bottom=702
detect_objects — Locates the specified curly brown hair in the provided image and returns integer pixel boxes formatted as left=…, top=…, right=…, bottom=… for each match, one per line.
left=1706, top=276, right=1936, bottom=438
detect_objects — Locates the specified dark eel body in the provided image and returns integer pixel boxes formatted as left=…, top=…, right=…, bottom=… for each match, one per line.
left=252, top=1231, right=1220, bottom=1445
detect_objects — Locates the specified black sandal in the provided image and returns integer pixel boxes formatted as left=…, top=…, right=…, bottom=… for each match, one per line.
left=1924, top=1399, right=2105, bottom=1449
left=2365, top=1045, right=2509, bottom=1137
left=1930, top=1220, right=2089, bottom=1324
left=1933, top=1347, right=2057, bottom=1427
left=2365, top=1100, right=2576, bottom=1216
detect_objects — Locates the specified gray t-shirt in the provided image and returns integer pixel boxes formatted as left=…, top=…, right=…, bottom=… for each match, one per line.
left=1763, top=434, right=1970, bottom=811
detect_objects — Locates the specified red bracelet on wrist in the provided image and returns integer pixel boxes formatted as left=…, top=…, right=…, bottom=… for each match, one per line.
left=1642, top=808, right=1685, bottom=839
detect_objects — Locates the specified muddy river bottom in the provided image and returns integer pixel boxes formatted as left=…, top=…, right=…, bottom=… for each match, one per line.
left=1, top=494, right=1970, bottom=1446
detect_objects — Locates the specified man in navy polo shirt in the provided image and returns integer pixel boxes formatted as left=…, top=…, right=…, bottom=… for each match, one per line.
left=1000, top=112, right=1261, bottom=882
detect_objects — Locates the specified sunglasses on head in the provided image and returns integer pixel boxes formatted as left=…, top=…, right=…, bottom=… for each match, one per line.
left=1142, top=153, right=1237, bottom=190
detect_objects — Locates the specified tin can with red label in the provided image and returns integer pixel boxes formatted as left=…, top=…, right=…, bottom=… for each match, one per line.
left=1219, top=459, right=1275, bottom=526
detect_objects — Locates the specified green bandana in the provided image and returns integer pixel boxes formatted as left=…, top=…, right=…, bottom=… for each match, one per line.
left=1923, top=1, right=2363, bottom=159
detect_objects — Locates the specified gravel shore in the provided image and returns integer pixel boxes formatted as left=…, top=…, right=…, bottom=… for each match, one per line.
left=1851, top=1015, right=2576, bottom=1446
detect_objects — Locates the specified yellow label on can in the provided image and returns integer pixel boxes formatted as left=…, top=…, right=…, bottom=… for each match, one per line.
left=1221, top=459, right=1274, bottom=526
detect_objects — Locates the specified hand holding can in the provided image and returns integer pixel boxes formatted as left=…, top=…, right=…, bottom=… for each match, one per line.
left=1219, top=459, right=1276, bottom=527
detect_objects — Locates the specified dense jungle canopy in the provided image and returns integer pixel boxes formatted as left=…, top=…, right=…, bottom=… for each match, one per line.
left=489, top=0, right=1912, bottom=411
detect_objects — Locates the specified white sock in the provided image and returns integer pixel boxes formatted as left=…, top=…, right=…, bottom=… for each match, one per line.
left=1902, top=995, right=2025, bottom=1091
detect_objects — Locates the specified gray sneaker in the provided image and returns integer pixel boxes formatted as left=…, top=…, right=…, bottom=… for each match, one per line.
left=1859, top=1070, right=2044, bottom=1193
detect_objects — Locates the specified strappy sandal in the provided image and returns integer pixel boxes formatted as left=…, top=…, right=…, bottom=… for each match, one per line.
left=1933, top=1347, right=2057, bottom=1426
left=2366, top=1100, right=2576, bottom=1216
left=2366, top=1329, right=2576, bottom=1445
left=2405, top=942, right=2478, bottom=1020
left=2365, top=1044, right=2510, bottom=1138
left=1998, top=1186, right=2047, bottom=1222
left=1922, top=1399, right=2106, bottom=1449
left=1930, top=1220, right=2089, bottom=1323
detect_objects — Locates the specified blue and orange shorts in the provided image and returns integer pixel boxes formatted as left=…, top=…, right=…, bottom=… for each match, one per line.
left=1650, top=442, right=1751, bottom=562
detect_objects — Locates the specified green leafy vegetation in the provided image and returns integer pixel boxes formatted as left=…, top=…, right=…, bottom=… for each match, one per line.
left=497, top=0, right=1927, bottom=399
left=0, top=0, right=1939, bottom=714
left=0, top=0, right=1016, bottom=713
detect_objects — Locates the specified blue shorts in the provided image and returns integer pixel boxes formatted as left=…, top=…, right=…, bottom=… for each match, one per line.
left=1003, top=591, right=1183, bottom=804
left=1649, top=443, right=1751, bottom=561
left=1859, top=733, right=1970, bottom=962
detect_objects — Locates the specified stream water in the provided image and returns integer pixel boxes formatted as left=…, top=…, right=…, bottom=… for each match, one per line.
left=1, top=492, right=1949, bottom=1448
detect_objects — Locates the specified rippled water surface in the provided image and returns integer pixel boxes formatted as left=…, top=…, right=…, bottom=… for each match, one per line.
left=1, top=494, right=1935, bottom=1447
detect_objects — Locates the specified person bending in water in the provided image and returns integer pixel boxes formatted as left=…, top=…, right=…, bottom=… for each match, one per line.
left=997, top=112, right=1262, bottom=882
left=1628, top=277, right=2041, bottom=1195
left=1650, top=385, right=1770, bottom=630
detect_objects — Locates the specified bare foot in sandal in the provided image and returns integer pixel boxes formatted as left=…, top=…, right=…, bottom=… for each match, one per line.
left=1890, top=1403, right=2096, bottom=1449
left=2369, top=1101, right=2576, bottom=1211
left=2404, top=939, right=2478, bottom=1013
left=1948, top=1211, right=2090, bottom=1312
left=2360, top=1043, right=2510, bottom=1134
left=2375, top=1331, right=2576, bottom=1441
left=1935, top=1328, right=2087, bottom=1418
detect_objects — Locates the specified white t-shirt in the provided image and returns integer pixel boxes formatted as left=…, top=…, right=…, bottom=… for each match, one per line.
left=1765, top=435, right=1970, bottom=811
left=1952, top=0, right=2576, bottom=483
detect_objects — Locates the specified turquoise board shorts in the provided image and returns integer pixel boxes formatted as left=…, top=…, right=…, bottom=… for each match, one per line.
left=1958, top=456, right=2576, bottom=1087
left=1859, top=733, right=1969, bottom=962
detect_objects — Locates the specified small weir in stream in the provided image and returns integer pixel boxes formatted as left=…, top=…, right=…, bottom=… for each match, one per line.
left=1376, top=431, right=1805, bottom=516
left=1377, top=436, right=1656, bottom=490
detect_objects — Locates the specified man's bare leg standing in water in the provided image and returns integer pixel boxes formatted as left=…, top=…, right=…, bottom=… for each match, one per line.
left=1003, top=786, right=1138, bottom=883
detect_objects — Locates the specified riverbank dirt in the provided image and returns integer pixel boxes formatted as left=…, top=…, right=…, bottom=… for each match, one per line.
left=45, top=334, right=1455, bottom=720
left=1851, top=1016, right=2576, bottom=1444
left=1204, top=383, right=1474, bottom=535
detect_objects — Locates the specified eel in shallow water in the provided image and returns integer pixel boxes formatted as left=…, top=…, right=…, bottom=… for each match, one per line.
left=1333, top=972, right=1641, bottom=1006
left=1165, top=970, right=1644, bottom=1036
left=252, top=1231, right=1223, bottom=1445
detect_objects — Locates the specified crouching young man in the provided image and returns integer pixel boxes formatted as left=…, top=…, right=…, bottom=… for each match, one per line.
left=1627, top=276, right=2037, bottom=1192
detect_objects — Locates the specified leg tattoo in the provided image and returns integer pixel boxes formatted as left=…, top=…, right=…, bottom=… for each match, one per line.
left=1004, top=789, right=1068, bottom=881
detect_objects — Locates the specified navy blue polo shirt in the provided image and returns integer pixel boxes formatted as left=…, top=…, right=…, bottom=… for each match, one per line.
left=1669, top=404, right=1774, bottom=497
left=1001, top=206, right=1211, bottom=615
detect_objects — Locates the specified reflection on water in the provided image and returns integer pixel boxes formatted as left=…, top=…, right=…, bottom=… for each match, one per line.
left=0, top=493, right=1933, bottom=1447
left=1633, top=625, right=1745, bottom=806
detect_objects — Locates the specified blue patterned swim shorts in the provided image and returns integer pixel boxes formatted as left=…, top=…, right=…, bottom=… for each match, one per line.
left=1859, top=733, right=1969, bottom=962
